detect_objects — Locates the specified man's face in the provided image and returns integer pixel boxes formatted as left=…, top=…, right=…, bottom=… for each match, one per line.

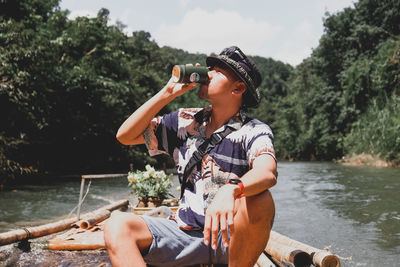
left=197, top=66, right=241, bottom=103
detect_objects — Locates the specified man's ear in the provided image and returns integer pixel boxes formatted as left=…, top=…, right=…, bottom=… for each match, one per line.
left=232, top=82, right=246, bottom=95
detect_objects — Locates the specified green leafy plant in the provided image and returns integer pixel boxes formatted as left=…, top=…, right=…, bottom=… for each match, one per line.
left=127, top=165, right=174, bottom=199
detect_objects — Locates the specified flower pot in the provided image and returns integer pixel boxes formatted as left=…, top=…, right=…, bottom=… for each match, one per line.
left=137, top=197, right=147, bottom=208
left=147, top=197, right=163, bottom=208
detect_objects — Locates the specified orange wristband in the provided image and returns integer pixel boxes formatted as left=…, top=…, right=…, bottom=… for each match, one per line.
left=227, top=179, right=245, bottom=199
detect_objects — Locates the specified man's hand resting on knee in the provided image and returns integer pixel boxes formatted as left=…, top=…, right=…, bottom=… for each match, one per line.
left=203, top=184, right=239, bottom=249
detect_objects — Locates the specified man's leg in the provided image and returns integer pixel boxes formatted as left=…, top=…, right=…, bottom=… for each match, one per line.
left=229, top=190, right=275, bottom=267
left=104, top=210, right=153, bottom=267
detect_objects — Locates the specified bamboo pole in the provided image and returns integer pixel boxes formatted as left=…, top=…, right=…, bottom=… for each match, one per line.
left=81, top=174, right=127, bottom=179
left=256, top=252, right=277, bottom=267
left=269, top=231, right=341, bottom=267
left=76, top=176, right=86, bottom=220
left=73, top=209, right=111, bottom=230
left=265, top=239, right=312, bottom=267
left=76, top=173, right=127, bottom=220
left=48, top=240, right=105, bottom=250
left=0, top=217, right=78, bottom=247
left=263, top=252, right=286, bottom=267
left=95, top=199, right=129, bottom=214
left=0, top=199, right=129, bottom=246
left=48, top=239, right=105, bottom=250
left=133, top=206, right=179, bottom=215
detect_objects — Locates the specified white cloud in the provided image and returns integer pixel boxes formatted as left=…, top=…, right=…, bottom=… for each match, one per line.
left=64, top=1, right=357, bottom=66
left=68, top=10, right=97, bottom=19
left=273, top=0, right=356, bottom=65
left=153, top=8, right=281, bottom=57
left=67, top=9, right=133, bottom=36
left=317, top=0, right=355, bottom=15
left=152, top=8, right=324, bottom=66
left=119, top=8, right=135, bottom=36
left=275, top=21, right=318, bottom=66
left=179, top=0, right=191, bottom=8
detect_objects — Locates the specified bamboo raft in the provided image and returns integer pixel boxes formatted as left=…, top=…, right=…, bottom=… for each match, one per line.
left=0, top=200, right=340, bottom=267
left=0, top=174, right=341, bottom=267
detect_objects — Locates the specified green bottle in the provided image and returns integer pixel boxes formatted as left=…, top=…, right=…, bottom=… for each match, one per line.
left=171, top=65, right=209, bottom=84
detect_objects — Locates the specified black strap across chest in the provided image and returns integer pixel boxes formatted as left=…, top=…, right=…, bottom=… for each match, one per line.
left=180, top=126, right=235, bottom=199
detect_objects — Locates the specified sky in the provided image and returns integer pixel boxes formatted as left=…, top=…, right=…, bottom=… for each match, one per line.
left=59, top=0, right=356, bottom=66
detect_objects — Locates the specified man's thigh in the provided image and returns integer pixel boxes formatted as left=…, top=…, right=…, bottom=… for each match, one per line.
left=141, top=216, right=228, bottom=267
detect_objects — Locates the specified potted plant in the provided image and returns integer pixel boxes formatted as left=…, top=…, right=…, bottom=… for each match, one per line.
left=127, top=165, right=174, bottom=208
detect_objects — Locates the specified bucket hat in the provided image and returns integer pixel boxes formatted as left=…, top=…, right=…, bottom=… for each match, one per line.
left=206, top=46, right=262, bottom=108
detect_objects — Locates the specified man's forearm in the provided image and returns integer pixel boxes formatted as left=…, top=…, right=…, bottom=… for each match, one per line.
left=236, top=154, right=277, bottom=197
left=116, top=88, right=173, bottom=145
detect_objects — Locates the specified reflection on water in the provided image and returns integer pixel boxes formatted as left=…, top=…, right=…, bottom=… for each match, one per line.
left=1, top=163, right=399, bottom=266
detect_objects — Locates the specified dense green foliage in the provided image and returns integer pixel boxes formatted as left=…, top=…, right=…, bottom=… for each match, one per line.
left=1, top=0, right=399, bottom=184
left=273, top=0, right=400, bottom=162
left=1, top=1, right=170, bottom=183
left=344, top=95, right=400, bottom=161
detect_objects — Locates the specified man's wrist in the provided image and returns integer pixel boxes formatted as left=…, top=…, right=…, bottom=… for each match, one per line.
left=156, top=86, right=177, bottom=105
left=160, top=86, right=175, bottom=101
left=224, top=183, right=241, bottom=197
left=226, top=179, right=245, bottom=199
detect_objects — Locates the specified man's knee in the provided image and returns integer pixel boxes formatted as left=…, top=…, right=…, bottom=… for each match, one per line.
left=104, top=211, right=142, bottom=249
left=243, top=190, right=275, bottom=226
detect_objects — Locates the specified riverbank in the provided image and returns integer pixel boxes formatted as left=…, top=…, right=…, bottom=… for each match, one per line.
left=338, top=153, right=400, bottom=168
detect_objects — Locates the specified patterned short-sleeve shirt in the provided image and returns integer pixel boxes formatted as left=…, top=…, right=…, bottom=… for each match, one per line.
left=143, top=106, right=275, bottom=230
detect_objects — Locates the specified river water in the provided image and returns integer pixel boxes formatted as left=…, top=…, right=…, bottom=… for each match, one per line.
left=0, top=162, right=399, bottom=266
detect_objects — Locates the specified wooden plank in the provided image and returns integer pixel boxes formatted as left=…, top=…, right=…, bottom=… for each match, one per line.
left=49, top=222, right=106, bottom=250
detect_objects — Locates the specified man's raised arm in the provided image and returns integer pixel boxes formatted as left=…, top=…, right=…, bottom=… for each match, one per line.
left=116, top=78, right=197, bottom=145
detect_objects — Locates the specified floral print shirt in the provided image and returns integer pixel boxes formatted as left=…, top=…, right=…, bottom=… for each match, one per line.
left=143, top=106, right=275, bottom=230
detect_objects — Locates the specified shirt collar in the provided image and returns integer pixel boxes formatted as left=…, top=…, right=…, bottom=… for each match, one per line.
left=194, top=106, right=248, bottom=132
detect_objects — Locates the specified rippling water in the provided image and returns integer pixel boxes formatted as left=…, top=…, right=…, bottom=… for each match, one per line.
left=271, top=162, right=400, bottom=267
left=1, top=162, right=399, bottom=266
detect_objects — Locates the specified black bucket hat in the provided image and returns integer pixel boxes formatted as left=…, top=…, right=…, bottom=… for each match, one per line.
left=206, top=46, right=262, bottom=108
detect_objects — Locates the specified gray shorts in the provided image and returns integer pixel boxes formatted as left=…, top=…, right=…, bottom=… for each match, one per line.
left=141, top=215, right=229, bottom=267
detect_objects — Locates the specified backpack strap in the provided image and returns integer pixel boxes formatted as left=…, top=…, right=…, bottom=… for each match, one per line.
left=180, top=126, right=234, bottom=199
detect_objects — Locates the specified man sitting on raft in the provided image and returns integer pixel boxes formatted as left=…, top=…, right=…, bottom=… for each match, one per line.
left=104, top=46, right=277, bottom=267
